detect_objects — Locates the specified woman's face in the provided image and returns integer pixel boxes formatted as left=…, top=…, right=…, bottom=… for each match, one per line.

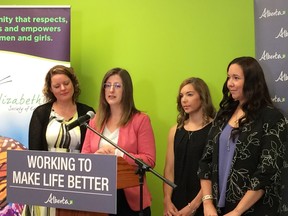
left=50, top=74, right=74, bottom=103
left=180, top=83, right=202, bottom=115
left=227, top=63, right=245, bottom=104
left=104, top=74, right=123, bottom=107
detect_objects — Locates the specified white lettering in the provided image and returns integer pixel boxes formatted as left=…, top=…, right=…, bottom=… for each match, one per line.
left=78, top=158, right=92, bottom=172
left=67, top=175, right=109, bottom=191
left=259, top=50, right=285, bottom=61
left=271, top=95, right=285, bottom=103
left=275, top=71, right=288, bottom=82
left=44, top=193, right=73, bottom=205
left=43, top=173, right=65, bottom=187
left=275, top=28, right=288, bottom=38
left=13, top=171, right=40, bottom=185
left=259, top=8, right=286, bottom=19
left=27, top=155, right=76, bottom=171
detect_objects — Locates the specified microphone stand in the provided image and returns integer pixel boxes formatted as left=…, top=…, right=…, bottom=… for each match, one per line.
left=83, top=123, right=177, bottom=216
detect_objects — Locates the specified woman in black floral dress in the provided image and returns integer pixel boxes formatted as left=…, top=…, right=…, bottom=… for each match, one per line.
left=198, top=56, right=287, bottom=216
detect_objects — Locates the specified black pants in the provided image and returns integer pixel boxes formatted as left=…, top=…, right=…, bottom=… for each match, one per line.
left=109, top=189, right=151, bottom=216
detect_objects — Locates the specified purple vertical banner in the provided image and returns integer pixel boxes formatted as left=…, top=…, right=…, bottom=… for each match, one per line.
left=254, top=1, right=288, bottom=215
left=0, top=6, right=71, bottom=215
left=0, top=6, right=71, bottom=146
left=254, top=0, right=288, bottom=117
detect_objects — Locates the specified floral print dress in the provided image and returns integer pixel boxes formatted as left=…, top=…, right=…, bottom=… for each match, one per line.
left=198, top=106, right=287, bottom=215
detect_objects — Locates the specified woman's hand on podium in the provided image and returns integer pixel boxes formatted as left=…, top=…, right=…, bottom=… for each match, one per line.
left=95, top=145, right=116, bottom=155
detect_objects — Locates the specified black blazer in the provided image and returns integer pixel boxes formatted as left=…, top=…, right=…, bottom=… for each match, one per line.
left=198, top=106, right=287, bottom=215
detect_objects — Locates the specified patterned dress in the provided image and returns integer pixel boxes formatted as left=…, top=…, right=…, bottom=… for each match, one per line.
left=198, top=106, right=287, bottom=215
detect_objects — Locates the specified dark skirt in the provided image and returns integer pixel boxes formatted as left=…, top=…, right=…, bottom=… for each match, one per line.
left=109, top=189, right=151, bottom=216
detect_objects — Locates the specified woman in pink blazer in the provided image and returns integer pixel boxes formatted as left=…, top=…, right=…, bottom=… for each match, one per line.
left=82, top=67, right=156, bottom=216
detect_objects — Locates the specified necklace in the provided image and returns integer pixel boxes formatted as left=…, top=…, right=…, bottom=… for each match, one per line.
left=188, top=131, right=193, bottom=139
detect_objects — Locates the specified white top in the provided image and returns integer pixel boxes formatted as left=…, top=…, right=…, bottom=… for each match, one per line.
left=100, top=127, right=123, bottom=157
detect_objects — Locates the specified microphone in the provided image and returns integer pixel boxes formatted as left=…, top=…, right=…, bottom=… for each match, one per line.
left=66, top=111, right=95, bottom=131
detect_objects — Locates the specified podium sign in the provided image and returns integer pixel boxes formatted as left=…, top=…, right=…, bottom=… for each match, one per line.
left=7, top=150, right=117, bottom=214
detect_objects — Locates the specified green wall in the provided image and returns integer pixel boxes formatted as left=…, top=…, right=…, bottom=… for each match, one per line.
left=1, top=0, right=255, bottom=215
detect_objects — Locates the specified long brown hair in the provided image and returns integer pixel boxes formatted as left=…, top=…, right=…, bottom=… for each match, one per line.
left=96, top=67, right=140, bottom=129
left=176, top=77, right=216, bottom=128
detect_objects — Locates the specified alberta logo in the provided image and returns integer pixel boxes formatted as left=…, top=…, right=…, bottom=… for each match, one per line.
left=44, top=193, right=73, bottom=205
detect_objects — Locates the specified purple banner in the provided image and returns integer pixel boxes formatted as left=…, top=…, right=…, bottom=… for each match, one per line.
left=0, top=6, right=70, bottom=147
left=0, top=6, right=71, bottom=215
left=254, top=1, right=288, bottom=215
left=254, top=0, right=288, bottom=118
left=0, top=6, right=70, bottom=61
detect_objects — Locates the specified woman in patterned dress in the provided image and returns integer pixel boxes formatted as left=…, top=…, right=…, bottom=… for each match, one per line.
left=26, top=65, right=94, bottom=216
left=198, top=57, right=287, bottom=216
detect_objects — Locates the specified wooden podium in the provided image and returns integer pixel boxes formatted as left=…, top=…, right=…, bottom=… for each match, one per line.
left=56, top=157, right=139, bottom=216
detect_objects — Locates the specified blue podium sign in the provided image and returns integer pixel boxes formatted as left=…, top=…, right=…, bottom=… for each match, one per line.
left=7, top=150, right=117, bottom=214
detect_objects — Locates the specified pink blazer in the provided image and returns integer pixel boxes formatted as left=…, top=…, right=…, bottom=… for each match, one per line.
left=82, top=112, right=156, bottom=211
